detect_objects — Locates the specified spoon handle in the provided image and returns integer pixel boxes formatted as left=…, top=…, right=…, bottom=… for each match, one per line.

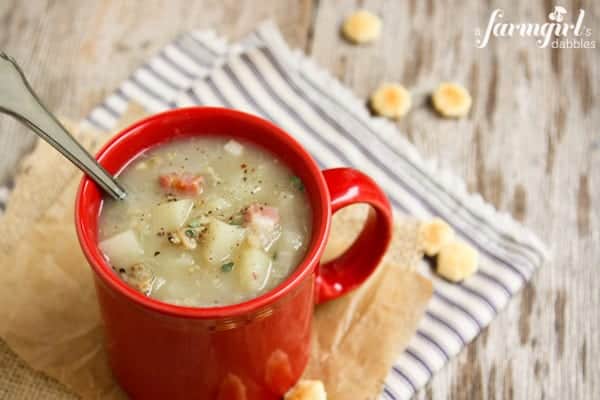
left=0, top=52, right=126, bottom=200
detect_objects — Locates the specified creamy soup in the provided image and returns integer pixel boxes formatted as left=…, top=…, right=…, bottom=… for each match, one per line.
left=98, top=137, right=312, bottom=307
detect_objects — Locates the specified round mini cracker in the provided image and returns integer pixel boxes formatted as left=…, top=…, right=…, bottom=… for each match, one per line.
left=436, top=241, right=478, bottom=282
left=284, top=380, right=327, bottom=400
left=370, top=83, right=411, bottom=119
left=342, top=10, right=382, bottom=44
left=431, top=82, right=472, bottom=118
left=419, top=218, right=455, bottom=257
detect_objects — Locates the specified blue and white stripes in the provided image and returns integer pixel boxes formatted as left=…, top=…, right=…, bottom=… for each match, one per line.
left=31, top=21, right=547, bottom=399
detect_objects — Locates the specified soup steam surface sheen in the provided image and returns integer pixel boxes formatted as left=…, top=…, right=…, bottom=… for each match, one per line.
left=98, top=137, right=312, bottom=307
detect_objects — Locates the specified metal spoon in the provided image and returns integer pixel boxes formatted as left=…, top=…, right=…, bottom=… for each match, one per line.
left=0, top=52, right=126, bottom=200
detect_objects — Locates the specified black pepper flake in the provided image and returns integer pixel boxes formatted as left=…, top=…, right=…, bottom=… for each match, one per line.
left=154, top=251, right=161, bottom=256
left=119, top=268, right=126, bottom=273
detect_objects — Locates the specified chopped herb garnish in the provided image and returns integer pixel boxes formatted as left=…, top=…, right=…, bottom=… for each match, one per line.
left=291, top=175, right=304, bottom=191
left=221, top=262, right=234, bottom=272
left=185, top=229, right=196, bottom=238
left=188, top=220, right=203, bottom=228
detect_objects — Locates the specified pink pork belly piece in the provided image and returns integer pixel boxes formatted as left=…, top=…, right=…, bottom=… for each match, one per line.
left=244, top=203, right=280, bottom=230
left=159, top=173, right=204, bottom=196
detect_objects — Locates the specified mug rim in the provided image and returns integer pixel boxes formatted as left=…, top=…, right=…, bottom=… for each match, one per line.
left=75, top=107, right=331, bottom=319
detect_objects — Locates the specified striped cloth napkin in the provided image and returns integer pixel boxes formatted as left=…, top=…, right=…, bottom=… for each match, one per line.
left=2, top=21, right=548, bottom=399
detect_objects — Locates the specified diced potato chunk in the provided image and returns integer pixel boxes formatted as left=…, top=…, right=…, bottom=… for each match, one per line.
left=224, top=139, right=244, bottom=156
left=99, top=229, right=144, bottom=268
left=203, top=219, right=246, bottom=264
left=151, top=199, right=194, bottom=232
left=237, top=245, right=272, bottom=292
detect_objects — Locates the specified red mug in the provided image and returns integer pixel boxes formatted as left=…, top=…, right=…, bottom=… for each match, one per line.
left=75, top=107, right=392, bottom=399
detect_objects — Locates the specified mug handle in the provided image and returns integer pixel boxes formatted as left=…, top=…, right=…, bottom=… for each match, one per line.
left=315, top=168, right=393, bottom=304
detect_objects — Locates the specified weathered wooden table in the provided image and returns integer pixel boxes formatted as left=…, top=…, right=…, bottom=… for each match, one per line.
left=0, top=1, right=598, bottom=398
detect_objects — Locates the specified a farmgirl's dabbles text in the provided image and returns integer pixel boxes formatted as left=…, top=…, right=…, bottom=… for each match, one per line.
left=98, top=137, right=312, bottom=307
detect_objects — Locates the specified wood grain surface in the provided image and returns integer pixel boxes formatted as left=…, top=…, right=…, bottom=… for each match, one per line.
left=0, top=0, right=598, bottom=399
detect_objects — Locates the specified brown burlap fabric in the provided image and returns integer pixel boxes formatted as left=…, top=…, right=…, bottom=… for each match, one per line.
left=0, top=340, right=77, bottom=399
